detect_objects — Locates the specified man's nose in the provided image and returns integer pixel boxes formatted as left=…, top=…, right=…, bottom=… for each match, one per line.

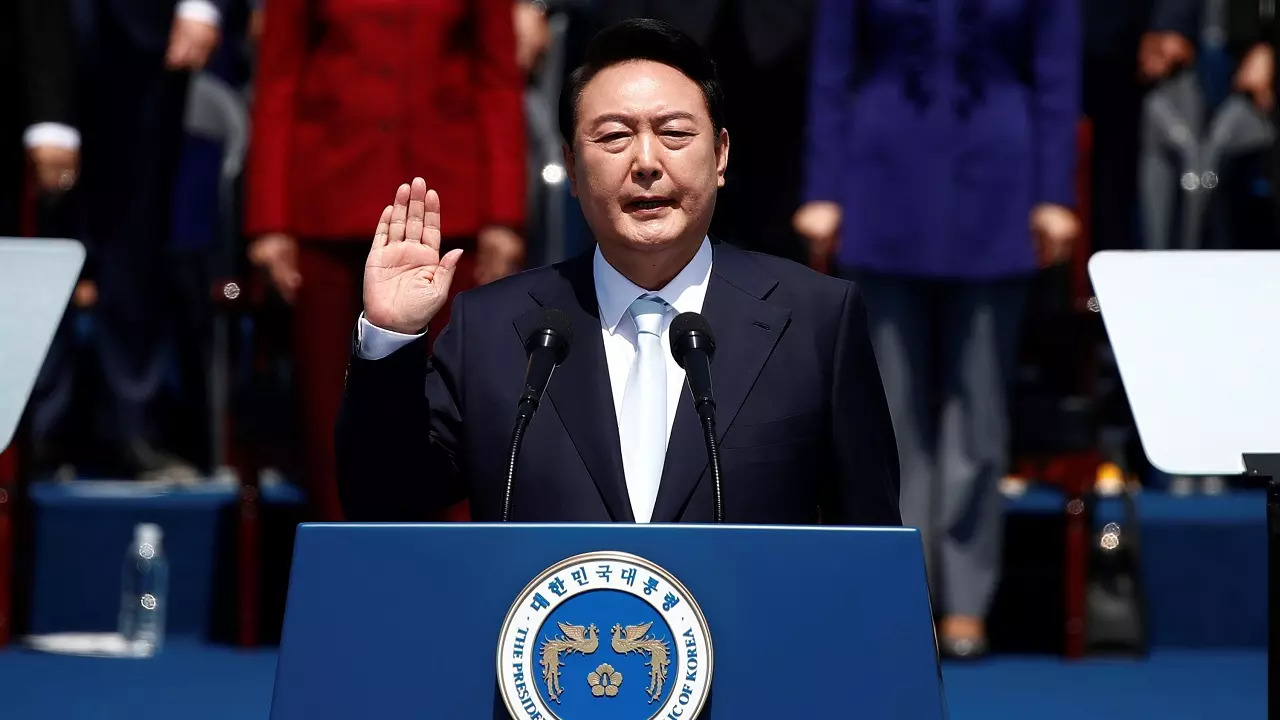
left=631, top=134, right=663, bottom=181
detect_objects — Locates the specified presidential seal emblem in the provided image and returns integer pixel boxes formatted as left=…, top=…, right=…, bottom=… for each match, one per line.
left=497, top=551, right=713, bottom=720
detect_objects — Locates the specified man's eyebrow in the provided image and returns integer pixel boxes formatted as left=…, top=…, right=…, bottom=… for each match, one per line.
left=585, top=113, right=634, bottom=128
left=584, top=111, right=698, bottom=128
left=653, top=111, right=697, bottom=123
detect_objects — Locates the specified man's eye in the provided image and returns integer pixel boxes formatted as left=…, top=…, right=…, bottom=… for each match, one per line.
left=599, top=133, right=628, bottom=142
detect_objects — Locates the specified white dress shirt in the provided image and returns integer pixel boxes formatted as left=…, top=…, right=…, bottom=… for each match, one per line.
left=356, top=237, right=714, bottom=517
left=23, top=123, right=80, bottom=151
left=175, top=0, right=223, bottom=26
left=21, top=1, right=221, bottom=153
left=592, top=237, right=711, bottom=449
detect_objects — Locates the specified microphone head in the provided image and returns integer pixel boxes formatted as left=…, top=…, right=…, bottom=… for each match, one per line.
left=669, top=311, right=715, bottom=368
left=525, top=307, right=575, bottom=364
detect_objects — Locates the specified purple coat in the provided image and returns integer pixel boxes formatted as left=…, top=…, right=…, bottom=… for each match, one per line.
left=803, top=0, right=1082, bottom=279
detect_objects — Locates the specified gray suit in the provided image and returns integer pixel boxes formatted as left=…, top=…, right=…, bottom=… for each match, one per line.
left=1139, top=0, right=1275, bottom=251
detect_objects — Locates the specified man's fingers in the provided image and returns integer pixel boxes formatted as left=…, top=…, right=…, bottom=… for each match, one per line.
left=433, top=248, right=464, bottom=296
left=406, top=178, right=427, bottom=244
left=423, top=187, right=443, bottom=252
left=439, top=247, right=464, bottom=271
left=372, top=205, right=393, bottom=248
left=388, top=183, right=410, bottom=244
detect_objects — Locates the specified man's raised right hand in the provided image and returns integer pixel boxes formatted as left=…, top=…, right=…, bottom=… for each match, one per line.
left=363, top=178, right=464, bottom=334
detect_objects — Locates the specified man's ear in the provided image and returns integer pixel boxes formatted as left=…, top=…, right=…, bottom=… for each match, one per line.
left=562, top=142, right=579, bottom=198
left=715, top=128, right=730, bottom=189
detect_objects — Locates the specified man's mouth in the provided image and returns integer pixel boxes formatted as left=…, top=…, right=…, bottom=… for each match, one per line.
left=626, top=197, right=674, bottom=211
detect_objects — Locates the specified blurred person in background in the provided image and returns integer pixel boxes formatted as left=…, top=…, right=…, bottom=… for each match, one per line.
left=512, top=0, right=558, bottom=76
left=1227, top=0, right=1278, bottom=231
left=245, top=0, right=526, bottom=523
left=1229, top=0, right=1276, bottom=115
left=796, top=0, right=1082, bottom=658
left=510, top=0, right=585, bottom=267
left=4, top=0, right=82, bottom=480
left=2, top=0, right=81, bottom=480
left=1138, top=0, right=1200, bottom=85
left=165, top=0, right=254, bottom=471
left=1137, top=0, right=1276, bottom=249
left=1, top=0, right=78, bottom=237
left=574, top=0, right=815, bottom=263
left=1083, top=0, right=1149, bottom=258
left=1136, top=0, right=1223, bottom=256
left=24, top=0, right=226, bottom=480
left=1079, top=0, right=1154, bottom=493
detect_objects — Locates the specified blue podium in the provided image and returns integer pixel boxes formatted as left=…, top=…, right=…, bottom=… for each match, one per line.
left=269, top=523, right=946, bottom=719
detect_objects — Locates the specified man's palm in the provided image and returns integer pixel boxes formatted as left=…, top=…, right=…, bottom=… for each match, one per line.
left=363, top=178, right=463, bottom=334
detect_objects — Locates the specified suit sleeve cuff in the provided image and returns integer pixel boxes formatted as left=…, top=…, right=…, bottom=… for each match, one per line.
left=357, top=313, right=426, bottom=360
left=176, top=0, right=222, bottom=26
left=24, top=123, right=80, bottom=150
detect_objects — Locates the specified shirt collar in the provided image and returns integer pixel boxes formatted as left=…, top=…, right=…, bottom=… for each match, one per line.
left=594, top=236, right=713, bottom=334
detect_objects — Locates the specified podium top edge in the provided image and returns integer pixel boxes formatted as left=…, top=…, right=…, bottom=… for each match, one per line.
left=296, top=522, right=917, bottom=533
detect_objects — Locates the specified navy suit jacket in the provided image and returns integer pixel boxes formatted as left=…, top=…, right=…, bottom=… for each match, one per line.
left=1, top=0, right=75, bottom=130
left=335, top=241, right=901, bottom=526
left=96, top=0, right=232, bottom=53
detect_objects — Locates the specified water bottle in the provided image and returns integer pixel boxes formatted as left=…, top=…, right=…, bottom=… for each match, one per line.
left=117, top=523, right=169, bottom=657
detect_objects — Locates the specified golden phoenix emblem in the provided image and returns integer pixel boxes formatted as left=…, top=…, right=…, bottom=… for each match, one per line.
left=611, top=622, right=671, bottom=703
left=538, top=622, right=599, bottom=703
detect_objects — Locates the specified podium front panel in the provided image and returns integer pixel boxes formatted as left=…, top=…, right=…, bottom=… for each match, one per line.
left=270, top=523, right=944, bottom=719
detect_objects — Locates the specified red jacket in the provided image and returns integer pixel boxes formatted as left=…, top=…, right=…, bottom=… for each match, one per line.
left=245, top=0, right=527, bottom=240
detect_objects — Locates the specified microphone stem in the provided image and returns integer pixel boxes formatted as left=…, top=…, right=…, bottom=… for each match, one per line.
left=699, top=413, right=724, bottom=524
left=502, top=411, right=533, bottom=522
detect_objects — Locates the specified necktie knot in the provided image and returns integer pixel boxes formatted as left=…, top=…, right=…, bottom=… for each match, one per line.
left=628, top=295, right=667, bottom=337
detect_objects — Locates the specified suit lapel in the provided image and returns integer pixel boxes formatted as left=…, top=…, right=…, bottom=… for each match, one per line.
left=524, top=254, right=636, bottom=522
left=650, top=243, right=791, bottom=522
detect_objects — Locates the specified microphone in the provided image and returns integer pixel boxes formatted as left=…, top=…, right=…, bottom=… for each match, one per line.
left=669, top=312, right=724, bottom=523
left=503, top=308, right=574, bottom=522
left=516, top=308, right=574, bottom=418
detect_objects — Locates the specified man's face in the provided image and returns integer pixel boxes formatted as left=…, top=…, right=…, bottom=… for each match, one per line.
left=565, top=60, right=728, bottom=257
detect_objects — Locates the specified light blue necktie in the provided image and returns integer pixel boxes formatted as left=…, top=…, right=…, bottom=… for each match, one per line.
left=619, top=295, right=668, bottom=523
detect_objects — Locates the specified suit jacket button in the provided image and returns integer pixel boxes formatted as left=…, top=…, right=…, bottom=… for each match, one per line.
left=380, top=121, right=391, bottom=133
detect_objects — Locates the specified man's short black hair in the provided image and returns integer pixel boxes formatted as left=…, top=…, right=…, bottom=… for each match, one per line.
left=557, top=18, right=725, bottom=147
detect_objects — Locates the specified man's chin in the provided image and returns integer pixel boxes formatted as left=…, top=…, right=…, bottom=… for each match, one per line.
left=620, top=235, right=683, bottom=253
left=619, top=218, right=688, bottom=248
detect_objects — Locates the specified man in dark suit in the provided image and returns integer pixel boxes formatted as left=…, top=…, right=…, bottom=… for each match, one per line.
left=335, top=19, right=900, bottom=526
left=0, top=0, right=78, bottom=237
left=2, top=0, right=83, bottom=478
left=51, top=0, right=227, bottom=478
